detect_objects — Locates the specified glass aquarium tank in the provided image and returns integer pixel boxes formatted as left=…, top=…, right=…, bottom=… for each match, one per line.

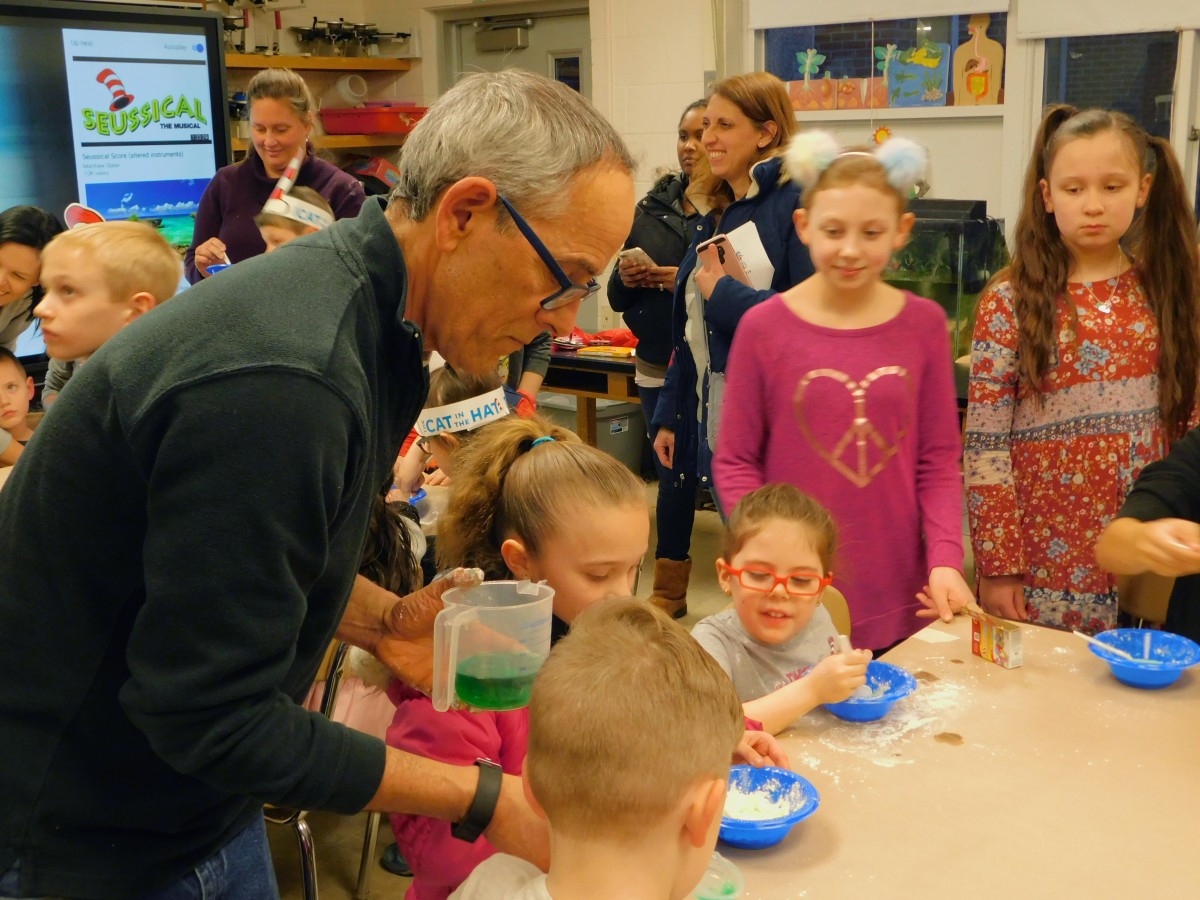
left=884, top=199, right=1009, bottom=361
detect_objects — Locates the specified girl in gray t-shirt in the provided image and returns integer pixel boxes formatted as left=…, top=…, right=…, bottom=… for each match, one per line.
left=692, top=484, right=873, bottom=734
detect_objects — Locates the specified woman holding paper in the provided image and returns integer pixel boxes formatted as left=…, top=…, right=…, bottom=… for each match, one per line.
left=185, top=68, right=364, bottom=282
left=649, top=72, right=813, bottom=617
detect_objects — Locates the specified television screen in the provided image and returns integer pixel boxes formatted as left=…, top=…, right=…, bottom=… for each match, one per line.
left=0, top=0, right=228, bottom=359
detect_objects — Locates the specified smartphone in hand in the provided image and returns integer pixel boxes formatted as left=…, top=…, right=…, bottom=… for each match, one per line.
left=695, top=234, right=752, bottom=286
left=618, top=246, right=657, bottom=268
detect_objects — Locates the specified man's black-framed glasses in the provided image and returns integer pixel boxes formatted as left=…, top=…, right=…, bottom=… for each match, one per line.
left=497, top=194, right=599, bottom=309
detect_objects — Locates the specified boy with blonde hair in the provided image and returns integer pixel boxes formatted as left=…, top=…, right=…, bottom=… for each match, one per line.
left=254, top=186, right=335, bottom=252
left=451, top=598, right=744, bottom=900
left=36, top=221, right=181, bottom=406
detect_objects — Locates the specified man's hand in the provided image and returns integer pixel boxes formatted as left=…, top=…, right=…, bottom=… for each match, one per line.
left=375, top=568, right=484, bottom=694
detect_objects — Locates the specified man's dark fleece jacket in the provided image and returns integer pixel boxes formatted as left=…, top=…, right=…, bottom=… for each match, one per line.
left=0, top=198, right=426, bottom=899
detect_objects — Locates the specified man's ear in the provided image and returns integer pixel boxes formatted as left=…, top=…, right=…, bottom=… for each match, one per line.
left=683, top=778, right=725, bottom=848
left=501, top=537, right=532, bottom=579
left=433, top=177, right=501, bottom=252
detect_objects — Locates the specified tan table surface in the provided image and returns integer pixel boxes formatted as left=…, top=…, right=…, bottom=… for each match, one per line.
left=727, top=616, right=1199, bottom=898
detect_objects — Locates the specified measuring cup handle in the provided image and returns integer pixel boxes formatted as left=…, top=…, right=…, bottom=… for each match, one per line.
left=433, top=604, right=478, bottom=712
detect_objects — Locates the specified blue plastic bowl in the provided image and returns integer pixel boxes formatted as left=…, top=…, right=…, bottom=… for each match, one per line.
left=719, top=765, right=820, bottom=850
left=1087, top=628, right=1200, bottom=689
left=823, top=660, right=917, bottom=722
left=206, top=263, right=232, bottom=275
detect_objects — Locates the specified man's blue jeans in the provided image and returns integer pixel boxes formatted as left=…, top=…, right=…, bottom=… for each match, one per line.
left=0, top=815, right=279, bottom=900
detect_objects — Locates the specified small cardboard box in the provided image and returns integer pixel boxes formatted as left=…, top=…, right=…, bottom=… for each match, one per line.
left=968, top=608, right=1023, bottom=668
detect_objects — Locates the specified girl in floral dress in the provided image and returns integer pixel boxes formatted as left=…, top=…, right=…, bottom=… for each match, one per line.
left=966, top=105, right=1200, bottom=633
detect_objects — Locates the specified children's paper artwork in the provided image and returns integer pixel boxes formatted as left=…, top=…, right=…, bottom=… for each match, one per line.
left=887, top=40, right=950, bottom=108
left=835, top=76, right=887, bottom=110
left=952, top=14, right=1004, bottom=105
left=789, top=48, right=836, bottom=111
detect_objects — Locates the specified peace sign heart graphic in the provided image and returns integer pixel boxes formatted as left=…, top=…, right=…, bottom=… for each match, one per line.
left=794, top=366, right=913, bottom=488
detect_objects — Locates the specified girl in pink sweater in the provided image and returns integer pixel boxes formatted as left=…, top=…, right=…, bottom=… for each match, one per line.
left=713, top=132, right=973, bottom=654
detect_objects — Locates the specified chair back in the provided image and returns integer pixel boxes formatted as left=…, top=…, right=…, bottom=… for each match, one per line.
left=1117, top=573, right=1172, bottom=626
left=821, top=586, right=852, bottom=637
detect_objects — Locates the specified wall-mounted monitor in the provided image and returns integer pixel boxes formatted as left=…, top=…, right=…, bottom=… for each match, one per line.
left=0, top=0, right=229, bottom=248
left=1, top=0, right=229, bottom=362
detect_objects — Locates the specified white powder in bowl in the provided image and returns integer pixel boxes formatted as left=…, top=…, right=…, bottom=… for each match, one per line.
left=724, top=785, right=791, bottom=820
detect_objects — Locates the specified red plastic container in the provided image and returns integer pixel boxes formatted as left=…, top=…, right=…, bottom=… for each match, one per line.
left=320, top=103, right=427, bottom=135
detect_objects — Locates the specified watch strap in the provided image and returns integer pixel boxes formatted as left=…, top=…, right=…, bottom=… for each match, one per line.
left=450, top=758, right=503, bottom=843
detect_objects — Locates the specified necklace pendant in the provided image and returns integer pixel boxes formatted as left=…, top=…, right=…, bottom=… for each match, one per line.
left=1096, top=299, right=1112, bottom=314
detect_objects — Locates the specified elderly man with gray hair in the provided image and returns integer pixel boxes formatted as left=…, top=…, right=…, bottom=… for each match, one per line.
left=0, top=70, right=634, bottom=900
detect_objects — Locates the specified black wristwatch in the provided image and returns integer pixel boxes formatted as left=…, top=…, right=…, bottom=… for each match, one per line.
left=450, top=758, right=503, bottom=843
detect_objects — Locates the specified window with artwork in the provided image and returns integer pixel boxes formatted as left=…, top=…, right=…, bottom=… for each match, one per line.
left=763, top=13, right=1008, bottom=111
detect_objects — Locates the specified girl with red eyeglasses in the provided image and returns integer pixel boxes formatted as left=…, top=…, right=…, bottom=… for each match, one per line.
left=693, top=484, right=873, bottom=735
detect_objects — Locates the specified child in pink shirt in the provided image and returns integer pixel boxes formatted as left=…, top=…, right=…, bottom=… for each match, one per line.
left=713, top=132, right=972, bottom=653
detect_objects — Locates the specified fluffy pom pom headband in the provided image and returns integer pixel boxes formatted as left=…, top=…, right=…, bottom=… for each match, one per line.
left=784, top=130, right=929, bottom=196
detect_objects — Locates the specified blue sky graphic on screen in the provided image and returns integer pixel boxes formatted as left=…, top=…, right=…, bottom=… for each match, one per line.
left=84, top=179, right=208, bottom=246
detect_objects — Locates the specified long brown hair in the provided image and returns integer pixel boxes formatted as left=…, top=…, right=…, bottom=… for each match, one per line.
left=688, top=71, right=796, bottom=217
left=1006, top=104, right=1200, bottom=441
left=436, top=416, right=645, bottom=578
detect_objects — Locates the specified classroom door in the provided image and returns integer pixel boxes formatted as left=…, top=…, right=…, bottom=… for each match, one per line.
left=445, top=9, right=591, bottom=100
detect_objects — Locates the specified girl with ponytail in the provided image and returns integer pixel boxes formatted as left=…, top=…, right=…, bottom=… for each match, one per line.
left=713, top=131, right=973, bottom=656
left=385, top=415, right=650, bottom=899
left=966, top=105, right=1200, bottom=633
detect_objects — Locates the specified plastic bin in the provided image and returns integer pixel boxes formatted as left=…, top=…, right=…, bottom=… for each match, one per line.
left=537, top=393, right=644, bottom=475
left=320, top=103, right=426, bottom=135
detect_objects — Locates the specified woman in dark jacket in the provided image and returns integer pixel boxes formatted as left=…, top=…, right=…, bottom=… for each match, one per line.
left=650, top=73, right=814, bottom=617
left=608, top=100, right=705, bottom=615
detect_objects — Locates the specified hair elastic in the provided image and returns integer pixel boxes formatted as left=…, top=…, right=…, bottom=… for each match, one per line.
left=530, top=436, right=556, bottom=448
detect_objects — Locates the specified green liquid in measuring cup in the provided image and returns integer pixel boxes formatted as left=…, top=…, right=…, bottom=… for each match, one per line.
left=455, top=651, right=542, bottom=710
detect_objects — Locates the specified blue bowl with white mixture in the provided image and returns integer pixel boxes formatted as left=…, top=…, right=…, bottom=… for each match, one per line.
left=719, top=765, right=820, bottom=850
left=1087, top=628, right=1200, bottom=689
left=822, top=660, right=917, bottom=722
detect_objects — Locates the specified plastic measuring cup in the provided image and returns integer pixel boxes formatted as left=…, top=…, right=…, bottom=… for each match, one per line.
left=432, top=580, right=555, bottom=712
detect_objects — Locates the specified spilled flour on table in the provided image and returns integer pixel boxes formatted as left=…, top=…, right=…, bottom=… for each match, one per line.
left=818, top=679, right=968, bottom=767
